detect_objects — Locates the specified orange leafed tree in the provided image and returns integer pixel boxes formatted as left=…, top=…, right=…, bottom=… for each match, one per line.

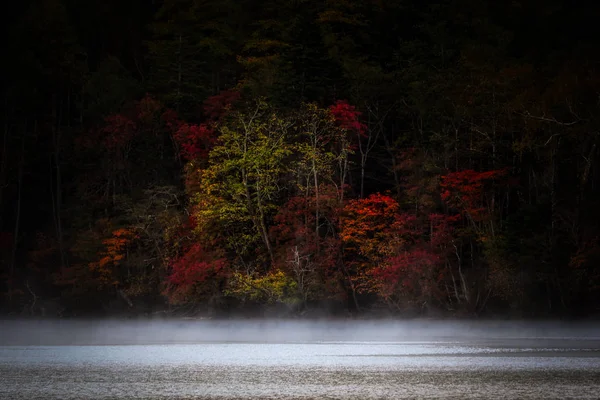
left=89, top=228, right=137, bottom=286
left=341, top=193, right=419, bottom=294
left=341, top=193, right=449, bottom=310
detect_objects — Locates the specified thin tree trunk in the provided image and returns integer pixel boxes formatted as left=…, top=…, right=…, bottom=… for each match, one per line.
left=448, top=261, right=461, bottom=303
left=453, top=242, right=469, bottom=303
left=255, top=179, right=274, bottom=265
left=311, top=137, right=320, bottom=240
left=340, top=258, right=359, bottom=311
left=9, top=130, right=25, bottom=305
left=381, top=128, right=400, bottom=197
left=0, top=97, right=8, bottom=230
left=358, top=122, right=379, bottom=198
left=176, top=33, right=183, bottom=109
left=50, top=100, right=67, bottom=271
left=339, top=152, right=348, bottom=203
left=26, top=280, right=37, bottom=315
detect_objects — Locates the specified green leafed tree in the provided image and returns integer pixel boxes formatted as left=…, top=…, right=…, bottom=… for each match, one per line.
left=190, top=100, right=294, bottom=269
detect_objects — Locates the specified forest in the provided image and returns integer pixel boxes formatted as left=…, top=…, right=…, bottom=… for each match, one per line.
left=1, top=0, right=599, bottom=318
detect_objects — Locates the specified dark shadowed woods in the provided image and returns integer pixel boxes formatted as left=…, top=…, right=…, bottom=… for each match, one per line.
left=1, top=0, right=599, bottom=318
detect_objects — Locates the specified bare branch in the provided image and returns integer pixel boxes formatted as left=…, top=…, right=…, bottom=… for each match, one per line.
left=519, top=111, right=581, bottom=126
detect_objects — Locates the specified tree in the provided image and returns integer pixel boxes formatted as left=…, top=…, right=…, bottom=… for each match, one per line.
left=226, top=270, right=298, bottom=311
left=440, top=168, right=508, bottom=237
left=166, top=243, right=228, bottom=305
left=270, top=185, right=344, bottom=309
left=88, top=228, right=137, bottom=287
left=190, top=101, right=293, bottom=268
left=341, top=193, right=423, bottom=308
left=146, top=0, right=244, bottom=115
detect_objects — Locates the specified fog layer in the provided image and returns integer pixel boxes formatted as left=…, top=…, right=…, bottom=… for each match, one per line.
left=1, top=320, right=599, bottom=347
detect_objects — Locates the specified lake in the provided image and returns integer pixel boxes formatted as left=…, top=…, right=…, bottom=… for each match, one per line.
left=1, top=320, right=599, bottom=399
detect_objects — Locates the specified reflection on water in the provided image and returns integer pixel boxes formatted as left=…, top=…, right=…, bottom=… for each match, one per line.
left=2, top=341, right=599, bottom=399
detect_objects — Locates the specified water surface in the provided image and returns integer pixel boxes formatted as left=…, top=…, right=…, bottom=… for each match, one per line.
left=1, top=320, right=599, bottom=399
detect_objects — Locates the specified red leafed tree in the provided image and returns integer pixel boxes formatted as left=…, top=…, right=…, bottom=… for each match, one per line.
left=162, top=206, right=230, bottom=305
left=341, top=193, right=419, bottom=294
left=330, top=100, right=374, bottom=198
left=270, top=185, right=344, bottom=305
left=440, top=169, right=507, bottom=223
left=202, top=89, right=241, bottom=121
left=372, top=247, right=441, bottom=309
left=384, top=213, right=460, bottom=309
left=173, top=123, right=215, bottom=160
left=341, top=193, right=449, bottom=311
left=329, top=100, right=366, bottom=136
left=171, top=90, right=239, bottom=161
left=429, top=213, right=461, bottom=249
left=341, top=193, right=416, bottom=258
left=165, top=243, right=229, bottom=304
left=440, top=169, right=514, bottom=310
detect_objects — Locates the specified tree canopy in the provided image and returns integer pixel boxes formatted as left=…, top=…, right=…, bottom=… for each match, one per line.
left=1, top=0, right=599, bottom=318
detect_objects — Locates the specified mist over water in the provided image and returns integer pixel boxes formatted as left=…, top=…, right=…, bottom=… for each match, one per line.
left=1, top=320, right=599, bottom=399
left=1, top=319, right=599, bottom=346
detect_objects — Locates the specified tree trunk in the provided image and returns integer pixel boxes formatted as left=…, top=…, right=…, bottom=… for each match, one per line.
left=382, top=127, right=400, bottom=197
left=453, top=242, right=469, bottom=303
left=50, top=101, right=67, bottom=271
left=9, top=131, right=25, bottom=306
left=311, top=137, right=320, bottom=241
left=0, top=95, right=8, bottom=229
left=176, top=33, right=183, bottom=110
left=255, top=179, right=275, bottom=265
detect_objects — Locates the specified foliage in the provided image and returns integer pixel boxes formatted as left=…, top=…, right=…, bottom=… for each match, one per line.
left=226, top=270, right=298, bottom=306
left=271, top=186, right=344, bottom=304
left=189, top=102, right=293, bottom=263
left=341, top=194, right=419, bottom=294
left=174, top=123, right=215, bottom=161
left=2, top=0, right=600, bottom=317
left=165, top=243, right=228, bottom=305
left=440, top=169, right=508, bottom=223
left=329, top=100, right=366, bottom=136
left=88, top=228, right=138, bottom=287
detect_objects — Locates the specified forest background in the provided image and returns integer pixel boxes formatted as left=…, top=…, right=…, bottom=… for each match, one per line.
left=1, top=0, right=599, bottom=318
